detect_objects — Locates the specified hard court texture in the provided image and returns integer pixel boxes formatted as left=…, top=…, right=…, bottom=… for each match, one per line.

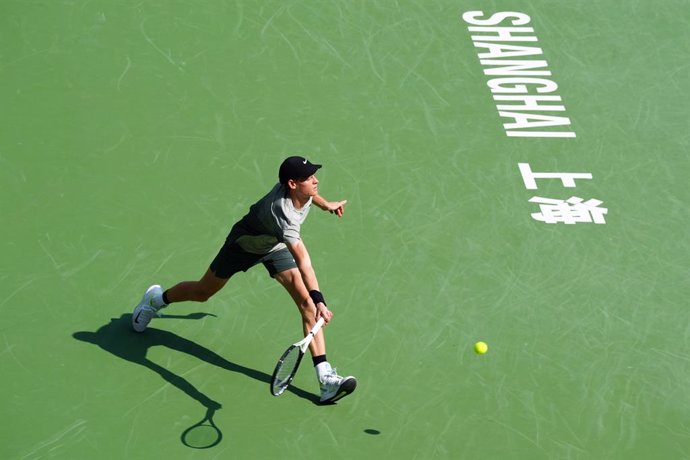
left=2, top=1, right=689, bottom=459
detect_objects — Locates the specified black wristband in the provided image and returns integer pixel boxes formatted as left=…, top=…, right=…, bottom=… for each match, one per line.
left=309, top=290, right=326, bottom=306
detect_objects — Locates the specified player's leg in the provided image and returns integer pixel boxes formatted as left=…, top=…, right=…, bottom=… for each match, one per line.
left=272, top=262, right=357, bottom=403
left=167, top=240, right=256, bottom=304
left=164, top=268, right=229, bottom=303
left=132, top=241, right=253, bottom=332
left=132, top=269, right=228, bottom=332
left=273, top=267, right=326, bottom=357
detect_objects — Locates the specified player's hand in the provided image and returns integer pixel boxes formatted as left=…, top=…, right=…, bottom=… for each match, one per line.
left=316, top=302, right=333, bottom=324
left=325, top=200, right=347, bottom=218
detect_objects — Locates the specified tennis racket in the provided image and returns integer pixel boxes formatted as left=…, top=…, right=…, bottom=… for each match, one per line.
left=270, top=317, right=325, bottom=396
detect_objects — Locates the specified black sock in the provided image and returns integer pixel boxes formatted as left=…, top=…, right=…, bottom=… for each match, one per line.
left=312, top=354, right=327, bottom=367
left=162, top=290, right=171, bottom=305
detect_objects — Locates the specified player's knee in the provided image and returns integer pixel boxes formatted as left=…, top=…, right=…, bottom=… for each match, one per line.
left=275, top=269, right=297, bottom=287
left=298, top=298, right=316, bottom=316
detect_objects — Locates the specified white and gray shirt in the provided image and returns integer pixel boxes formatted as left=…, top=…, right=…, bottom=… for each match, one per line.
left=227, top=183, right=312, bottom=254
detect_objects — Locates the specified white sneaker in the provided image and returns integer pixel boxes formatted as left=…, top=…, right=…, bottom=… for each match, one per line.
left=132, top=285, right=163, bottom=332
left=319, top=368, right=357, bottom=404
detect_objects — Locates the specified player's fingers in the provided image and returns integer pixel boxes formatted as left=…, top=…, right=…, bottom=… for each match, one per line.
left=315, top=303, right=331, bottom=323
left=317, top=312, right=328, bottom=324
left=319, top=306, right=332, bottom=324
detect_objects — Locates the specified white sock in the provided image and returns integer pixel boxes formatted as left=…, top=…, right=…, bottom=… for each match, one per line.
left=315, top=362, right=332, bottom=382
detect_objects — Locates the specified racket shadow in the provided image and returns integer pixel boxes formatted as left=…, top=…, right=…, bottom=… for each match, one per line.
left=72, top=314, right=321, bottom=411
left=181, top=406, right=223, bottom=449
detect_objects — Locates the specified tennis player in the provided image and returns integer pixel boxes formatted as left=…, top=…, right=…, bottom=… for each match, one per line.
left=132, top=156, right=357, bottom=404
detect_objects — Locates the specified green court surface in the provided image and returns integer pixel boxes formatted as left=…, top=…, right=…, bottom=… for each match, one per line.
left=2, top=1, right=690, bottom=459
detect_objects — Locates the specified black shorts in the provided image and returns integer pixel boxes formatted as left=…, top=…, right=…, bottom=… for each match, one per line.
left=209, top=241, right=297, bottom=279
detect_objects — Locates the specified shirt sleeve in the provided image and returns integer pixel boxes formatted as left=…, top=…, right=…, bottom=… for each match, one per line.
left=281, top=224, right=301, bottom=244
left=271, top=202, right=301, bottom=245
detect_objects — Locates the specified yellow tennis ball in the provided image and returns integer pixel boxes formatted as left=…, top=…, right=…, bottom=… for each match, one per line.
left=474, top=341, right=488, bottom=354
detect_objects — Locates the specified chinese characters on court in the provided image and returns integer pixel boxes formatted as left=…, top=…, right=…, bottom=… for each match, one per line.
left=462, top=10, right=608, bottom=225
left=518, top=163, right=607, bottom=224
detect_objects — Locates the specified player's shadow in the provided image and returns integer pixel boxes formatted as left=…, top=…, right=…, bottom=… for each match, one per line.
left=72, top=313, right=320, bottom=411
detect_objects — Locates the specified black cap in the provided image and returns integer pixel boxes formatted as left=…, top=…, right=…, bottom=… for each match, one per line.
left=278, top=156, right=322, bottom=184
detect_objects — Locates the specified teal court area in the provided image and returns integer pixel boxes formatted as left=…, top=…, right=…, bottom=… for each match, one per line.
left=2, top=1, right=689, bottom=458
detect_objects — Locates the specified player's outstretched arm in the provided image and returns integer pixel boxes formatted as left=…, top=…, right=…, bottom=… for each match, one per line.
left=286, top=240, right=333, bottom=323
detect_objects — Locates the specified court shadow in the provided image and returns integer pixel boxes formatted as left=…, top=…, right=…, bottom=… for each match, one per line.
left=72, top=314, right=320, bottom=412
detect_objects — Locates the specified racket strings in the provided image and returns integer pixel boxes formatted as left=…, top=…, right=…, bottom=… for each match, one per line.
left=273, top=347, right=301, bottom=392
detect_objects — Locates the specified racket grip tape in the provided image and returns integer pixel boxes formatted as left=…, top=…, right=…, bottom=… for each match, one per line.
left=311, top=317, right=326, bottom=335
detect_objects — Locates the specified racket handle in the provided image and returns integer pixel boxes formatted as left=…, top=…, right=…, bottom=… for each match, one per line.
left=310, top=317, right=326, bottom=336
